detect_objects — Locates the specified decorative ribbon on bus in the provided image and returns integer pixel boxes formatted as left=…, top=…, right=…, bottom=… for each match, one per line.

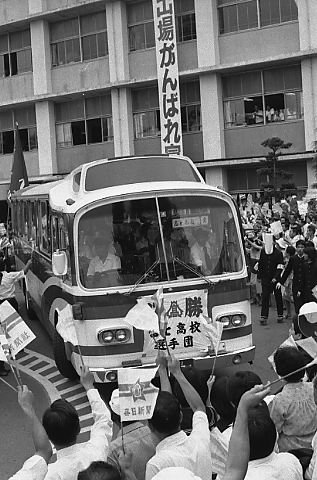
left=0, top=301, right=35, bottom=356
left=152, top=0, right=183, bottom=156
left=118, top=366, right=159, bottom=421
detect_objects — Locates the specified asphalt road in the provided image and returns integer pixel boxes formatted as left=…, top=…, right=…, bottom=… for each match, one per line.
left=0, top=291, right=292, bottom=478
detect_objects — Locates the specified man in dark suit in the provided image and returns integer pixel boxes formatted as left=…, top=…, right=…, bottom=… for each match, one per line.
left=258, top=233, right=284, bottom=325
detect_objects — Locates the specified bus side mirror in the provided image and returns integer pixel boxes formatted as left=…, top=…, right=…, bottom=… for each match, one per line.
left=52, top=250, right=68, bottom=276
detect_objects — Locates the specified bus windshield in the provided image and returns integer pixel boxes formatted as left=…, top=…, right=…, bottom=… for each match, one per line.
left=77, top=195, right=243, bottom=289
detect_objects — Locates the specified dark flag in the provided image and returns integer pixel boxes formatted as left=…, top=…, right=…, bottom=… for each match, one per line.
left=7, top=124, right=29, bottom=201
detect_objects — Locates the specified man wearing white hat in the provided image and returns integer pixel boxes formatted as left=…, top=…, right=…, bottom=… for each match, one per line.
left=258, top=233, right=284, bottom=325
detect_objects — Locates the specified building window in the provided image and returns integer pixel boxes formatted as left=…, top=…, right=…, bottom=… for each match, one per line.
left=132, top=80, right=201, bottom=138
left=0, top=106, right=37, bottom=154
left=55, top=95, right=113, bottom=147
left=223, top=65, right=303, bottom=128
left=51, top=12, right=108, bottom=67
left=218, top=0, right=297, bottom=34
left=0, top=30, right=32, bottom=77
left=127, top=0, right=196, bottom=52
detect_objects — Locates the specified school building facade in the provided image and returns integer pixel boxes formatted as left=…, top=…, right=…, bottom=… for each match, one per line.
left=0, top=0, right=316, bottom=216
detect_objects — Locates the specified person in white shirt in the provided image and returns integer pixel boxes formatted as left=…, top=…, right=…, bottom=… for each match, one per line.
left=43, top=366, right=113, bottom=480
left=306, top=225, right=317, bottom=250
left=87, top=237, right=121, bottom=287
left=146, top=354, right=212, bottom=480
left=0, top=257, right=32, bottom=376
left=190, top=229, right=215, bottom=275
left=10, top=385, right=52, bottom=480
left=244, top=404, right=302, bottom=480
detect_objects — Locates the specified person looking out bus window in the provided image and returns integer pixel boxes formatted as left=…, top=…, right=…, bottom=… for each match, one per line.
left=190, top=229, right=214, bottom=276
left=87, top=237, right=121, bottom=287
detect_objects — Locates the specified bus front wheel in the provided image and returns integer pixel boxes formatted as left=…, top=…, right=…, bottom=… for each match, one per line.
left=53, top=328, right=79, bottom=380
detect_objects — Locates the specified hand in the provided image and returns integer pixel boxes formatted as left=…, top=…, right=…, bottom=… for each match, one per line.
left=118, top=451, right=133, bottom=472
left=276, top=282, right=281, bottom=289
left=80, top=366, right=94, bottom=391
left=18, top=385, right=35, bottom=417
left=156, top=349, right=168, bottom=369
left=239, top=384, right=270, bottom=411
left=167, top=353, right=181, bottom=376
left=207, top=374, right=216, bottom=392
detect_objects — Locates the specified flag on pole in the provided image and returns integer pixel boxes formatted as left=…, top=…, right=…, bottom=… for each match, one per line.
left=0, top=301, right=35, bottom=355
left=201, top=321, right=224, bottom=354
left=125, top=298, right=160, bottom=333
left=118, top=366, right=159, bottom=421
left=7, top=124, right=29, bottom=201
left=56, top=304, right=79, bottom=345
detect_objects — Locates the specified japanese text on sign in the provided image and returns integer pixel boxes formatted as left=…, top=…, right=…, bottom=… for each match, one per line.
left=172, top=216, right=209, bottom=228
left=152, top=0, right=183, bottom=156
left=148, top=290, right=209, bottom=354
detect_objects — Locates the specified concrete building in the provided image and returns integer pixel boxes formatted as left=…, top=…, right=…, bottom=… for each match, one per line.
left=0, top=0, right=316, bottom=218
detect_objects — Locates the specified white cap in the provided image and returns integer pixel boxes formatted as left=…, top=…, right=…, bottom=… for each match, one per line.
left=109, top=388, right=120, bottom=416
left=152, top=468, right=202, bottom=480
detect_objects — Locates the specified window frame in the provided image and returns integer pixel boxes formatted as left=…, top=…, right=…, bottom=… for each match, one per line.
left=50, top=12, right=108, bottom=68
left=0, top=29, right=32, bottom=78
left=0, top=109, right=38, bottom=155
left=55, top=96, right=113, bottom=148
left=218, top=0, right=298, bottom=35
left=223, top=66, right=303, bottom=129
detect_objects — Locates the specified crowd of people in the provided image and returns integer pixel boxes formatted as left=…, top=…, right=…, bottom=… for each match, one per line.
left=9, top=345, right=317, bottom=480
left=243, top=201, right=317, bottom=330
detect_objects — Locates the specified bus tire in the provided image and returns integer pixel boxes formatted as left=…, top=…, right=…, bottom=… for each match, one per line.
left=53, top=329, right=79, bottom=380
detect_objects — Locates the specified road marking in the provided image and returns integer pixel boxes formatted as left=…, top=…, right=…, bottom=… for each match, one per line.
left=17, top=349, right=93, bottom=444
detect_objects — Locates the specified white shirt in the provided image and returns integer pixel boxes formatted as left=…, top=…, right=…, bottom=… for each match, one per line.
left=45, top=389, right=112, bottom=480
left=190, top=242, right=213, bottom=274
left=146, top=411, right=212, bottom=480
left=87, top=254, right=121, bottom=276
left=244, top=452, right=302, bottom=480
left=0, top=270, right=24, bottom=300
left=306, top=431, right=317, bottom=479
left=9, top=454, right=47, bottom=480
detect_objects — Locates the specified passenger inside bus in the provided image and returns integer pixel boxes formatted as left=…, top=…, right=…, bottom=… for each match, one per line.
left=86, top=237, right=121, bottom=288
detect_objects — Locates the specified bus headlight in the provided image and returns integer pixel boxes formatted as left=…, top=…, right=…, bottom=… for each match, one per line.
left=115, top=329, right=131, bottom=343
left=99, top=330, right=114, bottom=344
left=231, top=314, right=246, bottom=327
left=218, top=316, right=230, bottom=328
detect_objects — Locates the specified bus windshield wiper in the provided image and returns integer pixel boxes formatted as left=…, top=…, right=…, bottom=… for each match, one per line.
left=172, top=256, right=213, bottom=286
left=126, top=260, right=159, bottom=295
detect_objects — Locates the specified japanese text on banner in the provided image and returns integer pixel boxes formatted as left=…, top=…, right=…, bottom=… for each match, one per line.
left=148, top=290, right=211, bottom=354
left=152, top=0, right=183, bottom=156
left=0, top=301, right=35, bottom=356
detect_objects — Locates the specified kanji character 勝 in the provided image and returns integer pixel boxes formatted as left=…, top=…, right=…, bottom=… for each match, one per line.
left=176, top=322, right=186, bottom=334
left=185, top=296, right=203, bottom=317
left=189, top=320, right=201, bottom=334
left=168, top=337, right=180, bottom=350
left=157, top=16, right=174, bottom=41
left=159, top=42, right=176, bottom=68
left=183, top=335, right=194, bottom=348
left=163, top=92, right=179, bottom=119
left=163, top=118, right=181, bottom=144
left=166, top=300, right=183, bottom=318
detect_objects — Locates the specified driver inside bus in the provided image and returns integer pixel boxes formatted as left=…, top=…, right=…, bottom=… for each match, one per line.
left=87, top=237, right=121, bottom=287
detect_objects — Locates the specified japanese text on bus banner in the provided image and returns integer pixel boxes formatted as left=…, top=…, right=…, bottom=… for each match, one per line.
left=148, top=290, right=209, bottom=353
left=152, top=0, right=183, bottom=156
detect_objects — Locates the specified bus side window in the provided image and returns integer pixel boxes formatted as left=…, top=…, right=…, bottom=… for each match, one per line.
left=39, top=201, right=49, bottom=254
left=51, top=216, right=59, bottom=252
left=58, top=217, right=71, bottom=283
left=31, top=201, right=38, bottom=243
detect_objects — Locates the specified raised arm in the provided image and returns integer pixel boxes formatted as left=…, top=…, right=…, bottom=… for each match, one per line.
left=168, top=354, right=205, bottom=413
left=23, top=259, right=32, bottom=275
left=223, top=384, right=270, bottom=480
left=18, top=385, right=52, bottom=463
left=156, top=350, right=172, bottom=394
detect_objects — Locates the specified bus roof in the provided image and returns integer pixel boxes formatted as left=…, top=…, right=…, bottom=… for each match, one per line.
left=11, top=156, right=230, bottom=213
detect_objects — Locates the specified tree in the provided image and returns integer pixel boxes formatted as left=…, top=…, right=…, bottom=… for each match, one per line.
left=257, top=137, right=293, bottom=198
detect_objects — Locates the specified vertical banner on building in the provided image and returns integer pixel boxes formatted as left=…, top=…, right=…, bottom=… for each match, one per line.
left=152, top=0, right=183, bottom=156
